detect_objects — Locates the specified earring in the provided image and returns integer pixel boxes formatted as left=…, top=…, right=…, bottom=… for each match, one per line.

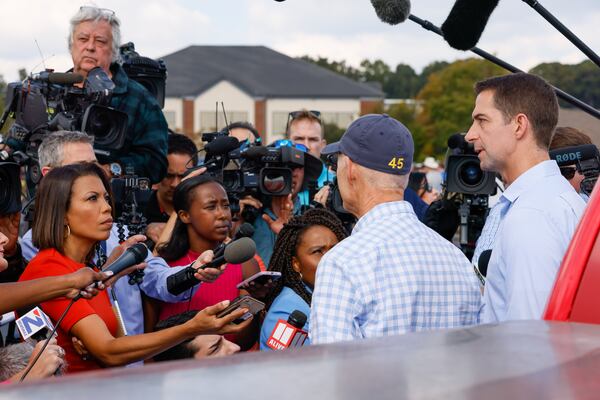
left=65, top=224, right=71, bottom=238
left=298, top=271, right=303, bottom=280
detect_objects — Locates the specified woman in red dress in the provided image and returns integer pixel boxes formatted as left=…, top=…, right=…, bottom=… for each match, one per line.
left=18, top=163, right=250, bottom=373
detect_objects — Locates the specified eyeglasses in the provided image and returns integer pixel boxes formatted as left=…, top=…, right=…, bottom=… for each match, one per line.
left=559, top=166, right=577, bottom=180
left=79, top=6, right=116, bottom=17
left=289, top=110, right=321, bottom=120
left=286, top=110, right=322, bottom=134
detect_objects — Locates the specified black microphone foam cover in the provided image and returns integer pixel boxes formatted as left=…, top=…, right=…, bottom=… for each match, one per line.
left=235, top=223, right=255, bottom=239
left=103, top=243, right=148, bottom=276
left=441, top=0, right=500, bottom=50
left=205, top=136, right=239, bottom=155
left=243, top=145, right=270, bottom=159
left=223, top=237, right=256, bottom=265
left=371, top=0, right=411, bottom=25
left=447, top=133, right=467, bottom=150
left=288, top=310, right=308, bottom=329
left=478, top=249, right=492, bottom=277
left=48, top=72, right=84, bottom=85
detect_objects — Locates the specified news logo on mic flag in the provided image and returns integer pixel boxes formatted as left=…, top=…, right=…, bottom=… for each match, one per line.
left=16, top=307, right=56, bottom=340
left=266, top=320, right=308, bottom=350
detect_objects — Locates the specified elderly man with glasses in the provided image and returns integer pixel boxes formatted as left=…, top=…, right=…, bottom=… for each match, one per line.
left=68, top=6, right=168, bottom=184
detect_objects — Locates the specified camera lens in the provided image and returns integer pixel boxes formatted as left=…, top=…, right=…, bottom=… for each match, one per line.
left=459, top=161, right=483, bottom=187
left=262, top=171, right=286, bottom=194
left=87, top=108, right=111, bottom=138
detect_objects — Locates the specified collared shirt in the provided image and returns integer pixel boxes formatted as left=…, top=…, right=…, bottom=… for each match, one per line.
left=471, top=200, right=505, bottom=268
left=310, top=201, right=482, bottom=344
left=482, top=160, right=586, bottom=323
left=103, top=64, right=168, bottom=184
left=20, top=225, right=196, bottom=337
left=260, top=286, right=312, bottom=350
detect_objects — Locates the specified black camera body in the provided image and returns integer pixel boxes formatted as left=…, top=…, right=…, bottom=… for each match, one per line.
left=550, top=144, right=599, bottom=197
left=0, top=161, right=22, bottom=215
left=119, top=42, right=167, bottom=109
left=445, top=134, right=497, bottom=196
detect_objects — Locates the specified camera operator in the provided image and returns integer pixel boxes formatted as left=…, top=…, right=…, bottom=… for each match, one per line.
left=67, top=6, right=168, bottom=183
left=549, top=127, right=596, bottom=201
left=310, top=114, right=481, bottom=344
left=465, top=73, right=586, bottom=323
left=241, top=140, right=322, bottom=265
left=227, top=121, right=261, bottom=146
left=20, top=131, right=225, bottom=340
left=145, top=133, right=198, bottom=243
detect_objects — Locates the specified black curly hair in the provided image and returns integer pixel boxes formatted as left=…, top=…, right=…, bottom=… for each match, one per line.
left=264, top=208, right=347, bottom=310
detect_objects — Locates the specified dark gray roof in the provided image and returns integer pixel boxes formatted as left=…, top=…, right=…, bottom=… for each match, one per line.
left=162, top=45, right=384, bottom=99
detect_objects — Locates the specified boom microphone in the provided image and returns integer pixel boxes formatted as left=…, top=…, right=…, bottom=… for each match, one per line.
left=441, top=0, right=500, bottom=50
left=30, top=71, right=84, bottom=85
left=167, top=237, right=257, bottom=295
left=447, top=133, right=473, bottom=151
left=370, top=0, right=411, bottom=25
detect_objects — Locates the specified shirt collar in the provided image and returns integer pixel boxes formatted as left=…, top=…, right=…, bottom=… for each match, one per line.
left=501, top=160, right=560, bottom=204
left=352, top=201, right=414, bottom=235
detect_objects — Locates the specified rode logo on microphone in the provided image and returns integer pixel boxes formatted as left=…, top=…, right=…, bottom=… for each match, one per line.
left=266, top=320, right=308, bottom=350
left=16, top=307, right=55, bottom=340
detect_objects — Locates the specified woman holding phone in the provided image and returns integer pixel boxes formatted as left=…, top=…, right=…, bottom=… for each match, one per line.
left=156, top=175, right=260, bottom=348
left=18, top=163, right=250, bottom=373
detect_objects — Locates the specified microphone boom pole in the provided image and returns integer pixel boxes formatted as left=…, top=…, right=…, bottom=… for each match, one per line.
left=521, top=0, right=600, bottom=70
left=408, top=14, right=600, bottom=121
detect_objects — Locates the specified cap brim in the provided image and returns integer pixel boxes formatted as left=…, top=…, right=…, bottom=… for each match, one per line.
left=321, top=142, right=341, bottom=155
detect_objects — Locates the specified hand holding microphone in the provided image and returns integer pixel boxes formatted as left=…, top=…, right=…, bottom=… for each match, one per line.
left=266, top=310, right=308, bottom=350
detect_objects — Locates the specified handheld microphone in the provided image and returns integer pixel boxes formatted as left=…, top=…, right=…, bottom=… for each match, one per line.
left=266, top=310, right=308, bottom=350
left=549, top=144, right=600, bottom=167
left=30, top=71, right=84, bottom=85
left=370, top=0, right=411, bottom=25
left=166, top=237, right=257, bottom=295
left=478, top=249, right=492, bottom=277
left=441, top=0, right=500, bottom=50
left=101, top=243, right=148, bottom=278
left=16, top=307, right=56, bottom=342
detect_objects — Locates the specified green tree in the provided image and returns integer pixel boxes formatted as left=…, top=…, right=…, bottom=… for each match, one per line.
left=299, top=56, right=362, bottom=81
left=323, top=122, right=346, bottom=144
left=414, top=58, right=506, bottom=161
left=416, top=61, right=450, bottom=93
left=0, top=74, right=6, bottom=112
left=385, top=64, right=418, bottom=98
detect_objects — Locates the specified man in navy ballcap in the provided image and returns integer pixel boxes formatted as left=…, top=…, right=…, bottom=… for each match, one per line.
left=310, top=114, right=482, bottom=344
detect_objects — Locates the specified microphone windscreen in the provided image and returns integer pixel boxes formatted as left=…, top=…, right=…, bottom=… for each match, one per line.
left=205, top=136, right=239, bottom=155
left=447, top=133, right=467, bottom=150
left=288, top=310, right=308, bottom=329
left=224, top=237, right=256, bottom=265
left=478, top=249, right=492, bottom=277
left=48, top=72, right=84, bottom=85
left=441, top=0, right=500, bottom=50
left=235, top=222, right=255, bottom=239
left=371, top=0, right=411, bottom=25
left=243, top=145, right=270, bottom=159
left=549, top=144, right=600, bottom=166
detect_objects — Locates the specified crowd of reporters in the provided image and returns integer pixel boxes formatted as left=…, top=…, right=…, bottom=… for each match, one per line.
left=1, top=5, right=600, bottom=387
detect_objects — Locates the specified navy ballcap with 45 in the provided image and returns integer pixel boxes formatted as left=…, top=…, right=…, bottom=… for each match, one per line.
left=322, top=114, right=414, bottom=175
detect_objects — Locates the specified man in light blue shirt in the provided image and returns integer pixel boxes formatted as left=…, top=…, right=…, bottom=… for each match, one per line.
left=311, top=114, right=482, bottom=344
left=465, top=73, right=586, bottom=323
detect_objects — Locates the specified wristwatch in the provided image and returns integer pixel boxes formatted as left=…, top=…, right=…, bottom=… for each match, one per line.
left=109, top=162, right=122, bottom=177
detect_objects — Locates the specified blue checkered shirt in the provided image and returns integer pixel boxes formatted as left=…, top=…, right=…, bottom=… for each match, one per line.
left=310, top=201, right=482, bottom=344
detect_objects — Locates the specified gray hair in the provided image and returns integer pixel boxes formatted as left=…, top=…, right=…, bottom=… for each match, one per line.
left=68, top=6, right=122, bottom=63
left=38, top=131, right=94, bottom=168
left=0, top=342, right=34, bottom=381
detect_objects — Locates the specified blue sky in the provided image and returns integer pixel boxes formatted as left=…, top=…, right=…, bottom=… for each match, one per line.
left=1, top=0, right=599, bottom=82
